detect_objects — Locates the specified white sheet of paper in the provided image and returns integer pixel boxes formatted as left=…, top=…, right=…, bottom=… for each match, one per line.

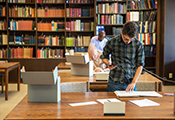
left=97, top=98, right=121, bottom=104
left=69, top=101, right=98, bottom=107
left=129, top=98, right=160, bottom=107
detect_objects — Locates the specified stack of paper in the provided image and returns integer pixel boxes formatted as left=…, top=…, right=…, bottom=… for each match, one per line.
left=129, top=98, right=160, bottom=107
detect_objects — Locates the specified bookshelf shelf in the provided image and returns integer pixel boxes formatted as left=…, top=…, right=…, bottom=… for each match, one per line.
left=0, top=16, right=6, bottom=18
left=0, top=30, right=7, bottom=32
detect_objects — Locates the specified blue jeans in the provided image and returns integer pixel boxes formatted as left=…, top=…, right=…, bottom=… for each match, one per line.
left=107, top=79, right=137, bottom=92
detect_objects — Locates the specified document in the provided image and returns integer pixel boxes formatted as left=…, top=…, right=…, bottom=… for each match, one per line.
left=114, top=91, right=162, bottom=97
left=129, top=98, right=160, bottom=107
left=69, top=101, right=98, bottom=107
left=97, top=98, right=121, bottom=104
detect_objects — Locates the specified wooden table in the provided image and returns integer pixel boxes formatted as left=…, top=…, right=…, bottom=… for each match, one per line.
left=4, top=92, right=174, bottom=120
left=58, top=72, right=163, bottom=92
left=57, top=62, right=71, bottom=70
left=0, top=62, right=20, bottom=100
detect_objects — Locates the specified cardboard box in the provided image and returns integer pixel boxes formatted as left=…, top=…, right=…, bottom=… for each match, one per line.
left=95, top=72, right=109, bottom=81
left=66, top=54, right=89, bottom=64
left=22, top=67, right=61, bottom=102
left=71, top=61, right=93, bottom=76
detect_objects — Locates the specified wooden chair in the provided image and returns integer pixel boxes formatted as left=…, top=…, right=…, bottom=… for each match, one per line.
left=0, top=60, right=8, bottom=93
left=61, top=82, right=89, bottom=92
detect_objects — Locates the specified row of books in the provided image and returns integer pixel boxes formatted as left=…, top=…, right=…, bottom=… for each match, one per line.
left=37, top=8, right=65, bottom=17
left=9, top=6, right=35, bottom=17
left=37, top=35, right=64, bottom=46
left=8, top=20, right=34, bottom=30
left=97, top=14, right=123, bottom=24
left=74, top=47, right=88, bottom=52
left=112, top=27, right=122, bottom=35
left=127, top=0, right=157, bottom=9
left=66, top=0, right=94, bottom=3
left=37, top=48, right=64, bottom=58
left=0, top=6, right=6, bottom=16
left=144, top=45, right=156, bottom=56
left=66, top=21, right=94, bottom=31
left=37, top=21, right=64, bottom=31
left=9, top=35, right=36, bottom=45
left=136, top=33, right=156, bottom=45
left=136, top=21, right=156, bottom=33
left=8, top=0, right=35, bottom=3
left=0, top=20, right=6, bottom=30
left=37, top=0, right=64, bottom=3
left=0, top=48, right=7, bottom=58
left=96, top=3, right=126, bottom=14
left=0, top=34, right=7, bottom=45
left=0, top=0, right=6, bottom=2
left=127, top=11, right=157, bottom=21
left=96, top=25, right=105, bottom=35
left=66, top=35, right=91, bottom=46
left=9, top=47, right=33, bottom=58
left=66, top=8, right=94, bottom=17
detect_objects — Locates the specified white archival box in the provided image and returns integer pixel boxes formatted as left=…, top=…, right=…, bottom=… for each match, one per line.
left=104, top=102, right=125, bottom=116
left=94, top=72, right=109, bottom=81
left=21, top=67, right=61, bottom=103
left=66, top=54, right=93, bottom=76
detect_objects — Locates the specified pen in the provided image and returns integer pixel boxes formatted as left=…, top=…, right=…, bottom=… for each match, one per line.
left=107, top=99, right=111, bottom=102
left=164, top=93, right=174, bottom=96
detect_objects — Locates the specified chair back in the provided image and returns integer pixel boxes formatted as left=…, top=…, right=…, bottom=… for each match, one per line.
left=61, top=82, right=88, bottom=92
left=136, top=81, right=158, bottom=92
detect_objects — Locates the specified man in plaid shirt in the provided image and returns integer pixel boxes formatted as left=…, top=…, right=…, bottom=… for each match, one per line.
left=100, top=22, right=145, bottom=92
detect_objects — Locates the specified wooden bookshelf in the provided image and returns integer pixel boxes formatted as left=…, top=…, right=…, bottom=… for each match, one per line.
left=0, top=0, right=164, bottom=83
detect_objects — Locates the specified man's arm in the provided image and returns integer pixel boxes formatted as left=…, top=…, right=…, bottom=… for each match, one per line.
left=125, top=66, right=143, bottom=92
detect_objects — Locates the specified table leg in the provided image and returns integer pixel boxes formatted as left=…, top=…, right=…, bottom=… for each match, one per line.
left=5, top=69, right=8, bottom=100
left=18, top=65, right=20, bottom=91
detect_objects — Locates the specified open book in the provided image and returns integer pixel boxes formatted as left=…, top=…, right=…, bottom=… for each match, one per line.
left=114, top=91, right=162, bottom=98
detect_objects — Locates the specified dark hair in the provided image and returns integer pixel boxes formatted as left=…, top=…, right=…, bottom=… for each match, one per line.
left=122, top=22, right=138, bottom=38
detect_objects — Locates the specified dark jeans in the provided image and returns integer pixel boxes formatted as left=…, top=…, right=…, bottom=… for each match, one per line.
left=107, top=78, right=137, bottom=92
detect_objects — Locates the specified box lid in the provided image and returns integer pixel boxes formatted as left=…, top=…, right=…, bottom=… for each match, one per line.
left=21, top=66, right=58, bottom=85
left=66, top=54, right=89, bottom=64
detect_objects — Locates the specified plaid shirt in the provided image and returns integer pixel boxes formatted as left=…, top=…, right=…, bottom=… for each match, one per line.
left=100, top=35, right=145, bottom=82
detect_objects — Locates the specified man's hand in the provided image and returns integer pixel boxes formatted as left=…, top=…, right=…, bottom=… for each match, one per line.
left=108, top=65, right=117, bottom=70
left=125, top=83, right=136, bottom=92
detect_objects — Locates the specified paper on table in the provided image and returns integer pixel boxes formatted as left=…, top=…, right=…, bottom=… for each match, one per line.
left=97, top=98, right=121, bottom=104
left=69, top=101, right=98, bottom=107
left=129, top=98, right=160, bottom=107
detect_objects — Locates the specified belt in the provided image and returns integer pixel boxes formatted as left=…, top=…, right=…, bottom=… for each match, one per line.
left=113, top=79, right=124, bottom=84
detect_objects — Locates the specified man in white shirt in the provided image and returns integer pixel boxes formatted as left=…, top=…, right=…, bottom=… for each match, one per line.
left=90, top=31, right=107, bottom=52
